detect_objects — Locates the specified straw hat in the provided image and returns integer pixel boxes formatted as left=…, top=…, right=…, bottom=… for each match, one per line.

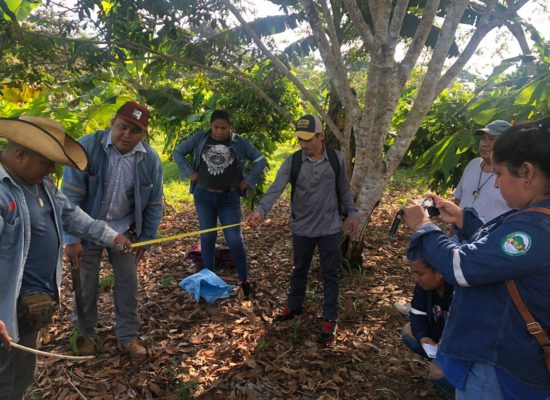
left=0, top=116, right=88, bottom=171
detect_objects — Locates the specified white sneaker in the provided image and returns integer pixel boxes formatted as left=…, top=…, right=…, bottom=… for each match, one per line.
left=394, top=301, right=411, bottom=315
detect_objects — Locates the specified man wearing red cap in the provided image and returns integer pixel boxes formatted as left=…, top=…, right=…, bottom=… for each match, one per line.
left=61, top=101, right=163, bottom=360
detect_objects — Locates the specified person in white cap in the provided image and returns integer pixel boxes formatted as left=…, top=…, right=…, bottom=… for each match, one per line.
left=0, top=116, right=130, bottom=399
left=247, top=114, right=359, bottom=344
left=61, top=101, right=163, bottom=361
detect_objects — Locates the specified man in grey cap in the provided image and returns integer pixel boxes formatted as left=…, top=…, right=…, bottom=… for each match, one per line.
left=454, top=120, right=512, bottom=223
left=247, top=114, right=358, bottom=344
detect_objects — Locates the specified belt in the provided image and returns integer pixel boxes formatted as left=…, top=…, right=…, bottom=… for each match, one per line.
left=202, top=187, right=239, bottom=193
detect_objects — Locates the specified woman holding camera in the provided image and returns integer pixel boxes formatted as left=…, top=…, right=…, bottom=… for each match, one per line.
left=402, top=116, right=550, bottom=399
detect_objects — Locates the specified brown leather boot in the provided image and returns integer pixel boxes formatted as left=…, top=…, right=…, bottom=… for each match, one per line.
left=74, top=336, right=98, bottom=356
left=118, top=339, right=147, bottom=361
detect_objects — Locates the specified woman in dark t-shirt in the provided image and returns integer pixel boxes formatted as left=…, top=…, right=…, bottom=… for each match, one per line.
left=173, top=110, right=267, bottom=299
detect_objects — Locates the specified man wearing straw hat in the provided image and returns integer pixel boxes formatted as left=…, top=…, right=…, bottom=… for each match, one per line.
left=61, top=101, right=163, bottom=361
left=0, top=116, right=131, bottom=399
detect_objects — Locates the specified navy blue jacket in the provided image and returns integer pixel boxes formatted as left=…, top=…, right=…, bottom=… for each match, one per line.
left=410, top=282, right=453, bottom=342
left=408, top=200, right=550, bottom=388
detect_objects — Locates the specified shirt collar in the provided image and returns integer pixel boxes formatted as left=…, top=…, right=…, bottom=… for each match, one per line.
left=0, top=161, right=13, bottom=183
left=303, top=146, right=328, bottom=163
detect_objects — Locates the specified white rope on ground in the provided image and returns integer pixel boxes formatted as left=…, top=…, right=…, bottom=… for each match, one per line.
left=10, top=341, right=95, bottom=361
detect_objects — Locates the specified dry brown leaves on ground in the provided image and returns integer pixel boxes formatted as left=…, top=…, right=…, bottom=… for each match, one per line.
left=27, top=194, right=453, bottom=400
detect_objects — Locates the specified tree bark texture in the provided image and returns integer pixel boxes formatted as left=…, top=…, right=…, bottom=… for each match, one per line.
left=226, top=0, right=532, bottom=265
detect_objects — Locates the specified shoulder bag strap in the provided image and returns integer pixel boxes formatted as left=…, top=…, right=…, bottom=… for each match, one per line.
left=505, top=280, right=550, bottom=373
left=506, top=206, right=550, bottom=373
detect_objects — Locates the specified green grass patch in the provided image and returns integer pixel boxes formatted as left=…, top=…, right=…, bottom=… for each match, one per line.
left=265, top=140, right=297, bottom=185
left=99, top=274, right=114, bottom=293
left=386, top=166, right=432, bottom=201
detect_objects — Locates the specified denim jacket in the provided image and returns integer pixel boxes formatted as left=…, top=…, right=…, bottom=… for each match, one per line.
left=61, top=129, right=163, bottom=245
left=0, top=164, right=118, bottom=342
left=408, top=200, right=550, bottom=388
left=172, top=130, right=267, bottom=193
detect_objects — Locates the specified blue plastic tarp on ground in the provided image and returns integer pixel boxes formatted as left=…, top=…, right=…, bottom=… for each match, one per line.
left=179, top=268, right=235, bottom=304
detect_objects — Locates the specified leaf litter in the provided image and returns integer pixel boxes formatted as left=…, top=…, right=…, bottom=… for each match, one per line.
left=28, top=194, right=452, bottom=400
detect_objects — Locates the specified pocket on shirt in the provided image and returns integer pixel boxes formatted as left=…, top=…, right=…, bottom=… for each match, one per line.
left=139, top=183, right=154, bottom=201
left=0, top=216, right=20, bottom=251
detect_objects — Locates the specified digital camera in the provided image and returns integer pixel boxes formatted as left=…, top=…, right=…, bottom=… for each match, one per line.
left=388, top=198, right=440, bottom=236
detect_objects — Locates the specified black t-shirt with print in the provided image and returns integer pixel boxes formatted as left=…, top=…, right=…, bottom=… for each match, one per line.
left=197, top=135, right=240, bottom=190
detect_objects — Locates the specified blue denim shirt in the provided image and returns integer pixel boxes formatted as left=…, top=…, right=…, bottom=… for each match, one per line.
left=0, top=164, right=118, bottom=342
left=172, top=130, right=267, bottom=193
left=61, top=129, right=164, bottom=246
left=407, top=200, right=550, bottom=388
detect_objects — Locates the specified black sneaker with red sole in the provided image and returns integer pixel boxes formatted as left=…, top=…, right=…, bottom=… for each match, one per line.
left=273, top=306, right=302, bottom=323
left=318, top=320, right=337, bottom=344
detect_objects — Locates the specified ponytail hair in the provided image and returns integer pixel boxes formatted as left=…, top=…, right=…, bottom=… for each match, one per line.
left=493, top=116, right=550, bottom=179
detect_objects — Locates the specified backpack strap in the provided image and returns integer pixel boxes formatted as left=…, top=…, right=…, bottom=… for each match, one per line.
left=325, top=147, right=343, bottom=216
left=505, top=207, right=550, bottom=374
left=289, top=150, right=303, bottom=208
left=289, top=147, right=343, bottom=217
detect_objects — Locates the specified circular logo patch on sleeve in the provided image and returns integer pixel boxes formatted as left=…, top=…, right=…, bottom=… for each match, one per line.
left=501, top=232, right=532, bottom=256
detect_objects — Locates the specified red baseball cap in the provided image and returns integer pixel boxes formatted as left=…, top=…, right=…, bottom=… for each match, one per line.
left=115, top=101, right=149, bottom=131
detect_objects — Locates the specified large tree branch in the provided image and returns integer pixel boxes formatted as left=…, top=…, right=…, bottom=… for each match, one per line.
left=341, top=0, right=374, bottom=51
left=300, top=0, right=356, bottom=126
left=367, top=0, right=391, bottom=44
left=387, top=0, right=409, bottom=50
left=398, top=0, right=440, bottom=85
left=387, top=0, right=470, bottom=166
left=435, top=26, right=491, bottom=94
left=219, top=0, right=343, bottom=138
left=319, top=0, right=343, bottom=61
left=416, top=0, right=469, bottom=97
left=505, top=19, right=530, bottom=55
left=436, top=0, right=530, bottom=95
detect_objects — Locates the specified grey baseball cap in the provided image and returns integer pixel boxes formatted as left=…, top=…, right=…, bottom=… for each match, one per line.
left=475, top=120, right=512, bottom=136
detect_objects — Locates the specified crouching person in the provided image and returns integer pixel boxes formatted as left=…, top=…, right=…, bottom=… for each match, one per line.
left=401, top=258, right=454, bottom=393
left=0, top=116, right=130, bottom=399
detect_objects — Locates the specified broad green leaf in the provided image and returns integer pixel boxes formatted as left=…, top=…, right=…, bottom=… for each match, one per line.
left=3, top=0, right=41, bottom=20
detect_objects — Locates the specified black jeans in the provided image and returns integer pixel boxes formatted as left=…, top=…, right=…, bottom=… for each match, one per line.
left=0, top=321, right=40, bottom=400
left=288, top=232, right=341, bottom=321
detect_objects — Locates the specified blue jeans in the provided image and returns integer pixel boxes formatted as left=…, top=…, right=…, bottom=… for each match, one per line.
left=288, top=233, right=341, bottom=321
left=456, top=362, right=503, bottom=400
left=193, top=186, right=247, bottom=282
left=71, top=243, right=140, bottom=345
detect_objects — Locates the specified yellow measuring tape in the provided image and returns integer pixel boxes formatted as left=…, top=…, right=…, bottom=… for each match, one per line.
left=129, top=222, right=244, bottom=248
